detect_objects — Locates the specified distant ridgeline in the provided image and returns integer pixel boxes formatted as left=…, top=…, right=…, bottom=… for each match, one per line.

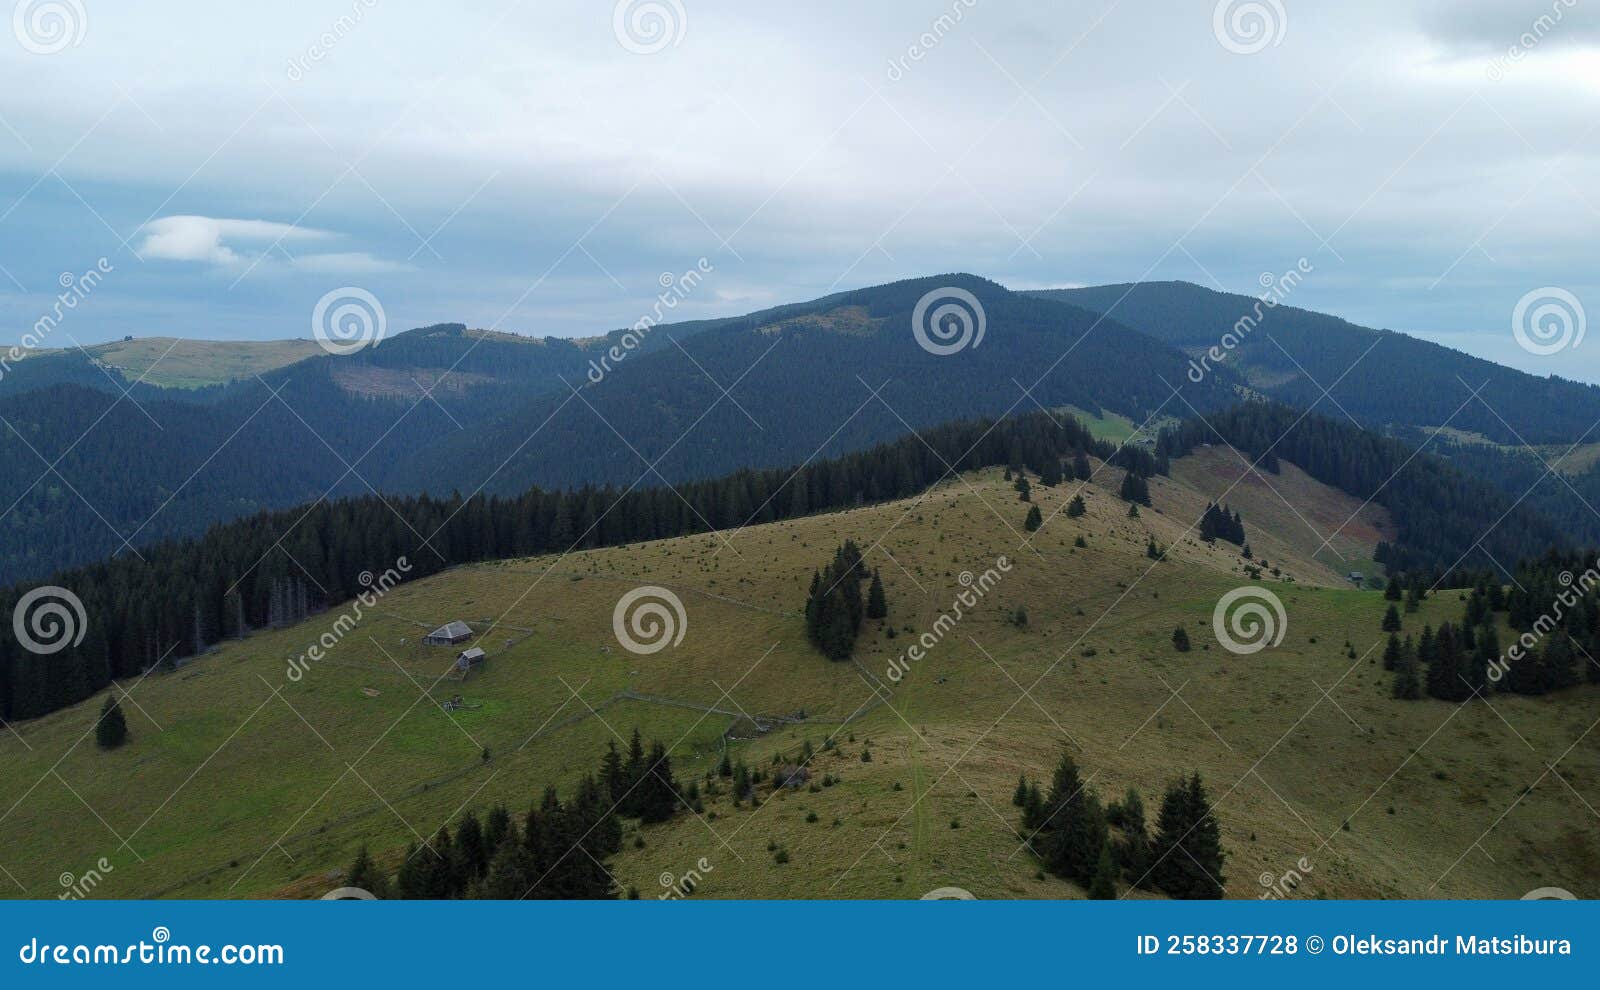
left=1157, top=402, right=1567, bottom=579
left=1, top=410, right=1135, bottom=722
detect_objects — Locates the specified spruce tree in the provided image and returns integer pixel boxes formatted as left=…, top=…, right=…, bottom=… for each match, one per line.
left=1072, top=449, right=1092, bottom=481
left=1013, top=774, right=1030, bottom=807
left=1066, top=494, right=1086, bottom=518
left=866, top=570, right=888, bottom=619
left=1088, top=842, right=1119, bottom=899
left=1384, top=576, right=1402, bottom=601
left=96, top=695, right=129, bottom=750
left=455, top=811, right=488, bottom=881
left=1171, top=625, right=1190, bottom=652
left=1382, top=633, right=1402, bottom=671
left=1392, top=637, right=1422, bottom=700
left=1381, top=604, right=1402, bottom=633
left=1024, top=505, right=1043, bottom=532
left=344, top=844, right=391, bottom=899
left=1151, top=773, right=1225, bottom=899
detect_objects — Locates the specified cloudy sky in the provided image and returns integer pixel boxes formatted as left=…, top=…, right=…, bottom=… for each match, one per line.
left=2, top=0, right=1598, bottom=379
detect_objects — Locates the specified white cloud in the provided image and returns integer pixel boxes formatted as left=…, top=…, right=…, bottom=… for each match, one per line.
left=137, top=215, right=405, bottom=274
left=138, top=215, right=333, bottom=265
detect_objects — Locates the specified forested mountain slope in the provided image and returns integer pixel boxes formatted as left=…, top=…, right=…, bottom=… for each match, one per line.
left=0, top=277, right=1234, bottom=584
left=1038, top=281, right=1600, bottom=444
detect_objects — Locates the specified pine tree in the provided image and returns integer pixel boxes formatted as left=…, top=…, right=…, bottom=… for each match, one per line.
left=1108, top=787, right=1152, bottom=884
left=601, top=740, right=628, bottom=802
left=1382, top=633, right=1402, bottom=671
left=95, top=695, right=128, bottom=749
left=1392, top=637, right=1422, bottom=700
left=1072, top=449, right=1092, bottom=481
left=1046, top=790, right=1108, bottom=883
left=1088, top=842, right=1119, bottom=899
left=1024, top=505, right=1043, bottom=532
left=1428, top=623, right=1470, bottom=702
left=455, top=811, right=488, bottom=881
left=1119, top=471, right=1151, bottom=506
left=1384, top=576, right=1402, bottom=601
left=1066, top=495, right=1086, bottom=518
left=1151, top=773, right=1225, bottom=899
left=1013, top=774, right=1029, bottom=807
left=1381, top=604, right=1402, bottom=633
left=866, top=570, right=888, bottom=619
left=344, top=844, right=391, bottom=899
left=1171, top=626, right=1190, bottom=652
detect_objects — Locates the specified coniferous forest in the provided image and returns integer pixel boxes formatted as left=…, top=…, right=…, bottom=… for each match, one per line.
left=1, top=410, right=1109, bottom=722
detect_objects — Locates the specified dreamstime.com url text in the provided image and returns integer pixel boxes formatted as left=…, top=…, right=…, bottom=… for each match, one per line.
left=18, top=928, right=284, bottom=967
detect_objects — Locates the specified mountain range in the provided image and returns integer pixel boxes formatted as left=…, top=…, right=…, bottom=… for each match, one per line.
left=3, top=274, right=1596, bottom=586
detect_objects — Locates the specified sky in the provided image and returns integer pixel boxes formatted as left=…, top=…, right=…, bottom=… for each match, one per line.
left=1, top=0, right=1598, bottom=380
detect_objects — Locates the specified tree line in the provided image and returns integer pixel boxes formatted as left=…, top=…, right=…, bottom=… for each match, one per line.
left=1159, top=402, right=1565, bottom=579
left=3, top=410, right=1114, bottom=722
left=343, top=729, right=687, bottom=900
left=1385, top=557, right=1600, bottom=702
left=1014, top=748, right=1225, bottom=899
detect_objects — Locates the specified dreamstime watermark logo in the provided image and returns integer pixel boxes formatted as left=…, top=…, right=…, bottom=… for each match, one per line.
left=1258, top=856, right=1313, bottom=899
left=657, top=856, right=713, bottom=899
left=587, top=258, right=713, bottom=384
left=612, top=0, right=685, bottom=55
left=311, top=286, right=386, bottom=356
left=58, top=857, right=113, bottom=901
left=1512, top=286, right=1585, bottom=356
left=1489, top=566, right=1599, bottom=684
left=1521, top=886, right=1577, bottom=900
left=911, top=287, right=986, bottom=356
left=886, top=0, right=979, bottom=81
left=1486, top=0, right=1579, bottom=82
left=12, top=0, right=86, bottom=54
left=284, top=558, right=411, bottom=682
left=1212, top=0, right=1286, bottom=54
left=886, top=556, right=1011, bottom=683
left=1, top=257, right=113, bottom=385
left=285, top=0, right=378, bottom=81
left=1187, top=258, right=1311, bottom=383
left=320, top=886, right=378, bottom=900
left=612, top=586, right=687, bottom=655
left=921, top=886, right=977, bottom=899
left=17, top=927, right=286, bottom=966
left=12, top=585, right=87, bottom=656
left=1212, top=586, right=1286, bottom=655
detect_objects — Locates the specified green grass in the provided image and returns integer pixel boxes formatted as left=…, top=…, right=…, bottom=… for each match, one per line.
left=84, top=338, right=325, bottom=388
left=2, top=459, right=1596, bottom=901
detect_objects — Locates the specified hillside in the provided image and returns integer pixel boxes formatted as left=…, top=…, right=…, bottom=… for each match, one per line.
left=0, top=276, right=1235, bottom=585
left=1035, top=281, right=1600, bottom=445
left=2, top=452, right=1593, bottom=901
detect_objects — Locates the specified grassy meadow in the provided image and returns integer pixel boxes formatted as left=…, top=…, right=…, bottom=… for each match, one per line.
left=1, top=454, right=1596, bottom=901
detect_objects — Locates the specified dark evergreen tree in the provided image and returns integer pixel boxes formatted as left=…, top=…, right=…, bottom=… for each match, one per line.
left=1119, top=471, right=1151, bottom=506
left=1024, top=505, right=1043, bottom=533
left=1088, top=842, right=1119, bottom=899
left=1171, top=626, right=1190, bottom=652
left=1392, top=637, right=1422, bottom=700
left=1151, top=773, right=1225, bottom=899
left=1066, top=494, right=1086, bottom=518
left=866, top=569, right=888, bottom=619
left=344, top=844, right=391, bottom=899
left=1381, top=604, right=1402, bottom=633
left=95, top=694, right=128, bottom=750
